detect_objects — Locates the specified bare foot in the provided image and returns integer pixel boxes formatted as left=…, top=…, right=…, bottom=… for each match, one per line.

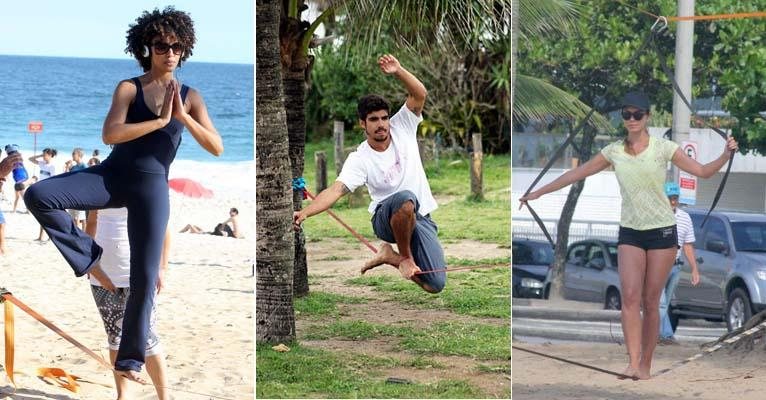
left=114, top=369, right=148, bottom=385
left=361, top=243, right=402, bottom=274
left=636, top=367, right=652, bottom=380
left=89, top=264, right=116, bottom=292
left=618, top=365, right=640, bottom=380
left=397, top=258, right=421, bottom=280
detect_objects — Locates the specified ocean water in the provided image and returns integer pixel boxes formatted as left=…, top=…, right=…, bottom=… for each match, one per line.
left=0, top=55, right=253, bottom=162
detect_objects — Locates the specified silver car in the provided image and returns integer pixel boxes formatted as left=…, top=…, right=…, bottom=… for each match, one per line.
left=545, top=239, right=622, bottom=309
left=670, top=209, right=766, bottom=331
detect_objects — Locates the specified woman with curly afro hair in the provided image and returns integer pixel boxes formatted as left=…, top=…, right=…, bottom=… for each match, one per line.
left=24, top=6, right=223, bottom=386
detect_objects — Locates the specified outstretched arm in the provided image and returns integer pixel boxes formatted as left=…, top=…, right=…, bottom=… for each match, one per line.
left=293, top=181, right=350, bottom=229
left=379, top=54, right=427, bottom=116
left=518, top=153, right=612, bottom=208
left=672, top=136, right=738, bottom=178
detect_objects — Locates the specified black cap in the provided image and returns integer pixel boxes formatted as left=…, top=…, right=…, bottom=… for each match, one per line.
left=621, top=91, right=650, bottom=111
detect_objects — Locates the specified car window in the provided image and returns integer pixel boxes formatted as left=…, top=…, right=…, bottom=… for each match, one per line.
left=512, top=243, right=532, bottom=264
left=586, top=245, right=606, bottom=270
left=513, top=242, right=554, bottom=265
left=607, top=245, right=618, bottom=268
left=567, top=243, right=588, bottom=265
left=689, top=213, right=705, bottom=250
left=731, top=222, right=766, bottom=252
left=706, top=217, right=727, bottom=243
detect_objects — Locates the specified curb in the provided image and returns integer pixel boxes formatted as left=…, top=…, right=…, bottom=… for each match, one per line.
left=512, top=326, right=715, bottom=345
left=513, top=306, right=620, bottom=322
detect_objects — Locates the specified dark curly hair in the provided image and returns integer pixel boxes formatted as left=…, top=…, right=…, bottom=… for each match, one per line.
left=125, top=6, right=196, bottom=72
left=357, top=94, right=390, bottom=120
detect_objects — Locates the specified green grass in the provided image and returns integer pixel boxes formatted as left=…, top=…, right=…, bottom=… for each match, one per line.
left=294, top=291, right=369, bottom=317
left=445, top=256, right=510, bottom=266
left=303, top=320, right=407, bottom=340
left=346, top=267, right=510, bottom=318
left=399, top=322, right=510, bottom=359
left=477, top=363, right=511, bottom=374
left=300, top=138, right=510, bottom=244
left=301, top=319, right=509, bottom=360
left=256, top=343, right=483, bottom=398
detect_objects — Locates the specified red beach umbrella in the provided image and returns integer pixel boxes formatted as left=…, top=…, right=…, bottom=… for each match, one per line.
left=168, top=178, right=214, bottom=199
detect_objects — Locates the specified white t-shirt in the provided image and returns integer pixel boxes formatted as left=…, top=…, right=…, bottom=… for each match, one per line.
left=38, top=161, right=55, bottom=180
left=89, top=208, right=131, bottom=288
left=337, top=104, right=437, bottom=216
left=675, top=207, right=695, bottom=258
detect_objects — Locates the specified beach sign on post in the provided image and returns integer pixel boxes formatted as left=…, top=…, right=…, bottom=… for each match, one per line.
left=28, top=121, right=43, bottom=176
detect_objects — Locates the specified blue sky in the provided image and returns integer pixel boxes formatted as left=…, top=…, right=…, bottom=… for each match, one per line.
left=0, top=1, right=253, bottom=64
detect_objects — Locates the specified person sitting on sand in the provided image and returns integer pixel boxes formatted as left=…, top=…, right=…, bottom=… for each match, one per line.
left=86, top=208, right=170, bottom=400
left=179, top=207, right=242, bottom=238
left=293, top=54, right=446, bottom=294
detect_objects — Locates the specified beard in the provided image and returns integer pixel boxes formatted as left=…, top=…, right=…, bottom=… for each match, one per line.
left=370, top=129, right=388, bottom=142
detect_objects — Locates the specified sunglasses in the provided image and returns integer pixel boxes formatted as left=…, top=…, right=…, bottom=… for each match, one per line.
left=621, top=109, right=646, bottom=121
left=152, top=42, right=184, bottom=55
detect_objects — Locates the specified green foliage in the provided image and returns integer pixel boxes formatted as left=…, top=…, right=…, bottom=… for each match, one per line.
left=519, top=0, right=766, bottom=153
left=256, top=343, right=483, bottom=398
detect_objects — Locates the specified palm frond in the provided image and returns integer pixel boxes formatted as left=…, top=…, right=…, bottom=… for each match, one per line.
left=514, top=75, right=612, bottom=131
left=518, top=0, right=580, bottom=40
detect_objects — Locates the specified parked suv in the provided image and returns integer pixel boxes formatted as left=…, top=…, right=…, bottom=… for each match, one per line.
left=670, top=209, right=766, bottom=331
left=543, top=239, right=622, bottom=309
left=512, top=238, right=553, bottom=298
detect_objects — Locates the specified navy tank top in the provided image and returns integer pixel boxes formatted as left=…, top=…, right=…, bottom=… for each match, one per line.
left=103, top=77, right=190, bottom=174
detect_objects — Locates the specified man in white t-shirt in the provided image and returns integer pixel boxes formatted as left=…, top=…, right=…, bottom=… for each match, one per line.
left=658, top=182, right=700, bottom=345
left=294, top=54, right=446, bottom=293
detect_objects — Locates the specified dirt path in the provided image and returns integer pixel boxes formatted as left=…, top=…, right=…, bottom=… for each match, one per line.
left=298, top=238, right=511, bottom=398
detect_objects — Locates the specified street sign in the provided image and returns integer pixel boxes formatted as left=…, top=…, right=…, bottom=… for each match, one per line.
left=679, top=140, right=698, bottom=205
left=28, top=121, right=43, bottom=133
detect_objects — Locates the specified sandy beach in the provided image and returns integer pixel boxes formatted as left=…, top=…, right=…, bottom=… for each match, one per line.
left=0, top=160, right=254, bottom=399
left=513, top=339, right=766, bottom=400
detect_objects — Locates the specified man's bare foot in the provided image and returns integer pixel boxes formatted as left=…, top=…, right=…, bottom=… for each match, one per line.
left=114, top=369, right=148, bottom=385
left=361, top=243, right=402, bottom=274
left=89, top=264, right=116, bottom=292
left=397, top=258, right=421, bottom=280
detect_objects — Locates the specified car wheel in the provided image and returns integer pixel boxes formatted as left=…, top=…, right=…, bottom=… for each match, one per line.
left=726, top=287, right=753, bottom=331
left=668, top=306, right=679, bottom=333
left=605, top=288, right=621, bottom=310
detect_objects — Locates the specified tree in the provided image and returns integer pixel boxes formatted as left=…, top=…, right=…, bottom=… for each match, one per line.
left=256, top=0, right=296, bottom=343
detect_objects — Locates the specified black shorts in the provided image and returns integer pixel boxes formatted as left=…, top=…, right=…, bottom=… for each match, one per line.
left=618, top=225, right=678, bottom=250
left=14, top=182, right=24, bottom=192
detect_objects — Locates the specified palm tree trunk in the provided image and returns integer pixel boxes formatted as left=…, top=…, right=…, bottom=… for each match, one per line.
left=284, top=71, right=309, bottom=297
left=256, top=0, right=296, bottom=343
left=281, top=4, right=311, bottom=297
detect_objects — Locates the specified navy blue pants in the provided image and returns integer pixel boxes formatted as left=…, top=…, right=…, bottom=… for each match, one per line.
left=372, top=190, right=447, bottom=292
left=24, top=164, right=168, bottom=372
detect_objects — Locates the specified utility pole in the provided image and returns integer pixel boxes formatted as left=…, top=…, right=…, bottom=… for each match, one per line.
left=671, top=0, right=695, bottom=181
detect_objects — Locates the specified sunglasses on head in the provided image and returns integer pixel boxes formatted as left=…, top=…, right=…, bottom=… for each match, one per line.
left=152, top=42, right=184, bottom=55
left=621, top=109, right=646, bottom=121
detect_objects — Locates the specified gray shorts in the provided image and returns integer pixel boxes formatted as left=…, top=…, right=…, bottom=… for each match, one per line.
left=91, top=285, right=161, bottom=356
left=372, top=190, right=446, bottom=292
